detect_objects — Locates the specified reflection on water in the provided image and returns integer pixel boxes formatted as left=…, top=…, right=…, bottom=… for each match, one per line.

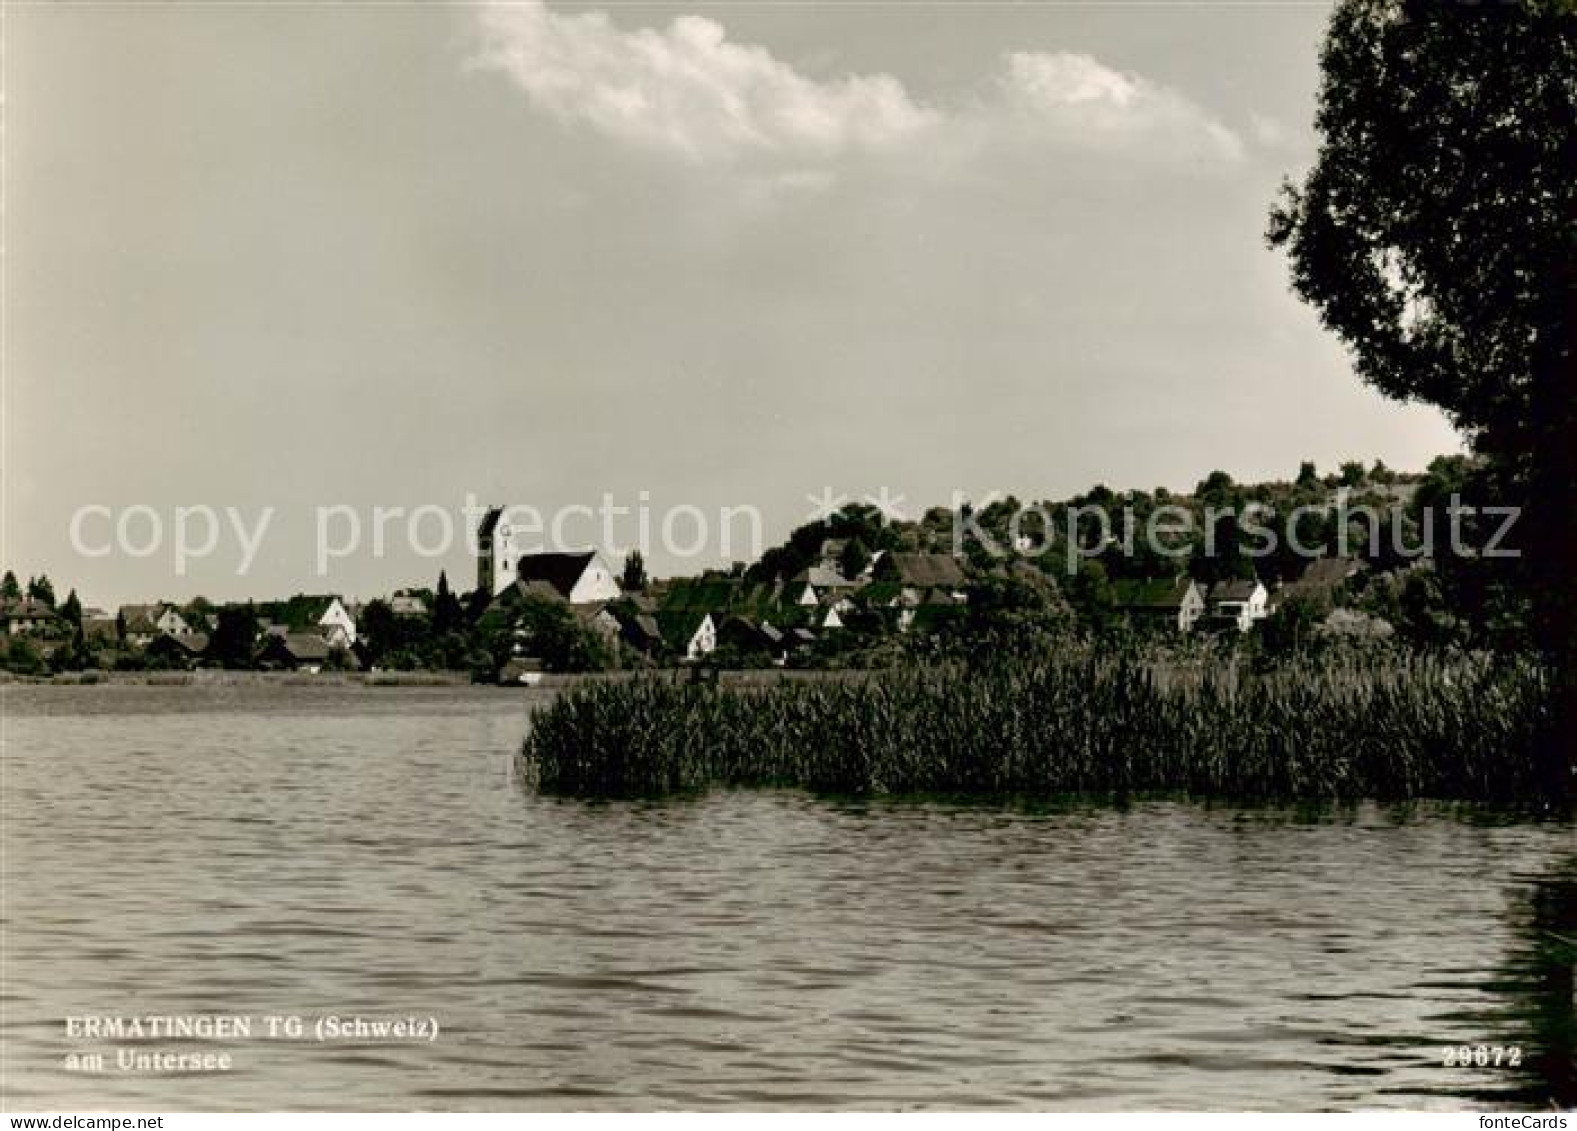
left=1, top=684, right=1572, bottom=1111
left=1503, top=864, right=1576, bottom=1108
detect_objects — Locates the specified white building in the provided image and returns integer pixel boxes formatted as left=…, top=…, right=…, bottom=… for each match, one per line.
left=1208, top=580, right=1269, bottom=632
left=477, top=507, right=622, bottom=603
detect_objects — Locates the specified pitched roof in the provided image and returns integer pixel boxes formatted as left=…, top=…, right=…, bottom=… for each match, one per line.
left=514, top=552, right=598, bottom=601
left=117, top=604, right=164, bottom=633
left=1112, top=577, right=1197, bottom=610
left=655, top=609, right=713, bottom=647
left=659, top=576, right=741, bottom=613
left=1, top=599, right=58, bottom=621
left=388, top=593, right=429, bottom=615
left=789, top=565, right=852, bottom=589
left=1295, top=556, right=1367, bottom=589
left=634, top=613, right=662, bottom=640
left=495, top=577, right=572, bottom=608
left=658, top=577, right=787, bottom=617
left=1209, top=579, right=1263, bottom=604
left=858, top=581, right=905, bottom=607
left=614, top=611, right=665, bottom=650
left=149, top=631, right=209, bottom=656
left=269, top=633, right=333, bottom=661
left=268, top=594, right=345, bottom=630
left=878, top=552, right=967, bottom=588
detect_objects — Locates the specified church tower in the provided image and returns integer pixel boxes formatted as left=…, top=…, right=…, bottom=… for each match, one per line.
left=476, top=507, right=519, bottom=596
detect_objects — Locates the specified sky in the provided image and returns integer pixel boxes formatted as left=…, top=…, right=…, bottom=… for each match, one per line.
left=4, top=1, right=1464, bottom=608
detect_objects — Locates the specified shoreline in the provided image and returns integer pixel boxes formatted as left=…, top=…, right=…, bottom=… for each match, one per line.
left=0, top=667, right=871, bottom=690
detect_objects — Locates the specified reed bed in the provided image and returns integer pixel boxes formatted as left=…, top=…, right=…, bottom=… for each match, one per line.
left=517, top=647, right=1561, bottom=803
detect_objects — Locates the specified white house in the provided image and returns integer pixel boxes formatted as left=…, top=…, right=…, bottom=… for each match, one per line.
left=1208, top=579, right=1269, bottom=632
left=155, top=606, right=194, bottom=637
left=311, top=597, right=358, bottom=645
left=820, top=595, right=855, bottom=630
left=664, top=612, right=716, bottom=661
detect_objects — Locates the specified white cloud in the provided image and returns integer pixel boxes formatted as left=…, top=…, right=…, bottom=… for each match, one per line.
left=473, top=2, right=1244, bottom=167
left=473, top=2, right=938, bottom=162
left=994, top=52, right=1245, bottom=162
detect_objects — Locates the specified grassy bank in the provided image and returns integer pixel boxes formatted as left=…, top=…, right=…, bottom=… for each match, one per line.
left=518, top=646, right=1562, bottom=803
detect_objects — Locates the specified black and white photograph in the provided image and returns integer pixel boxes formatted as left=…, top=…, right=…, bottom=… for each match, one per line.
left=1, top=0, right=1574, bottom=1116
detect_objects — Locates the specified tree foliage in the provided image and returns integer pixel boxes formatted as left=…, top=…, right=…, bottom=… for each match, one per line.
left=621, top=550, right=648, bottom=592
left=1269, top=0, right=1575, bottom=455
left=1269, top=0, right=1577, bottom=791
left=210, top=604, right=260, bottom=669
left=26, top=575, right=55, bottom=607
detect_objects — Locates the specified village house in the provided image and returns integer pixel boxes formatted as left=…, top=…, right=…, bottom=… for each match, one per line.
left=573, top=602, right=627, bottom=645
left=388, top=590, right=429, bottom=617
left=121, top=604, right=195, bottom=638
left=1273, top=556, right=1368, bottom=611
left=819, top=594, right=857, bottom=630
left=1111, top=577, right=1207, bottom=632
left=858, top=576, right=963, bottom=632
left=1, top=599, right=60, bottom=636
left=716, top=615, right=787, bottom=663
left=145, top=631, right=210, bottom=668
left=1207, top=579, right=1270, bottom=632
left=650, top=573, right=785, bottom=660
left=873, top=552, right=968, bottom=598
left=656, top=610, right=717, bottom=661
left=783, top=565, right=853, bottom=607
left=266, top=595, right=359, bottom=646
left=117, top=604, right=167, bottom=648
left=82, top=608, right=119, bottom=645
left=614, top=610, right=665, bottom=657
left=256, top=632, right=347, bottom=673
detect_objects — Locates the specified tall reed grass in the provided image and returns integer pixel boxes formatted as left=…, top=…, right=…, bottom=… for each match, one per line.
left=518, top=646, right=1560, bottom=803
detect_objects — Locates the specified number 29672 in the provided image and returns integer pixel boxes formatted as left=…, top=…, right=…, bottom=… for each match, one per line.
left=1442, top=1045, right=1522, bottom=1067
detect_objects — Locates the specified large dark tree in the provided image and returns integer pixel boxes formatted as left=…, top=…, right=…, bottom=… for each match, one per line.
left=1268, top=0, right=1577, bottom=798
left=433, top=570, right=464, bottom=637
left=621, top=550, right=648, bottom=593
left=209, top=604, right=260, bottom=669
left=60, top=589, right=83, bottom=629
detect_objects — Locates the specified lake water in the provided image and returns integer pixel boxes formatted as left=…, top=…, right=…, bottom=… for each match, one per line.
left=2, top=683, right=1572, bottom=1111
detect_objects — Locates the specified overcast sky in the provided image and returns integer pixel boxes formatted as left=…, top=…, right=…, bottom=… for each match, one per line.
left=6, top=1, right=1462, bottom=607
